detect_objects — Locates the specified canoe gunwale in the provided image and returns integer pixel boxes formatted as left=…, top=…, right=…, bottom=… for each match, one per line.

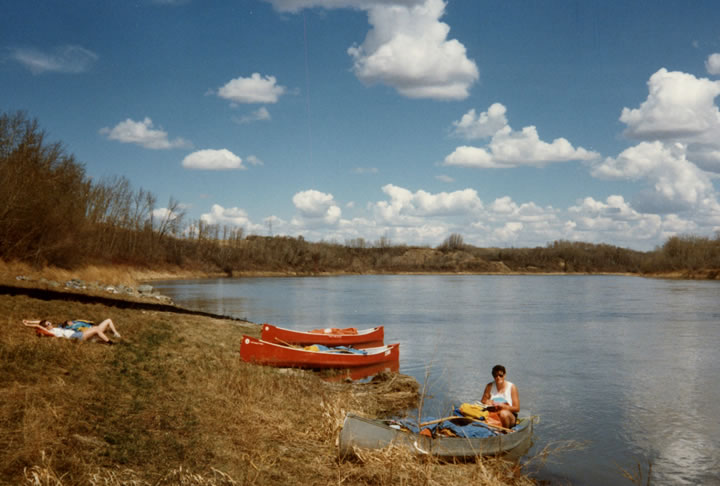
left=261, top=324, right=384, bottom=348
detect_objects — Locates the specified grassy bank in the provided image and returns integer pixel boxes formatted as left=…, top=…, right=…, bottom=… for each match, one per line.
left=0, top=276, right=540, bottom=485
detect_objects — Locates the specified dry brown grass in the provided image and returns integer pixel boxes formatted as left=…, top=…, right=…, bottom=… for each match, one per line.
left=0, top=260, right=226, bottom=289
left=1, top=272, right=539, bottom=485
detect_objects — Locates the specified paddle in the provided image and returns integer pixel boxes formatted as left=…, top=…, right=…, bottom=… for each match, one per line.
left=419, top=415, right=514, bottom=434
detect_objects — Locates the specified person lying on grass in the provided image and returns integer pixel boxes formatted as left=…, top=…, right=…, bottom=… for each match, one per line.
left=22, top=318, right=121, bottom=344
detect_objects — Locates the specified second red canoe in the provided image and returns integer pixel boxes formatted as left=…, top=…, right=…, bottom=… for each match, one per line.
left=240, top=335, right=399, bottom=369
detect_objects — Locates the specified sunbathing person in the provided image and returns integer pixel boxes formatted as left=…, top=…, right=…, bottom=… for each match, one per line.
left=23, top=318, right=121, bottom=344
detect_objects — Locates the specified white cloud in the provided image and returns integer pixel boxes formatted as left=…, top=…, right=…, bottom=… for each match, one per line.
left=615, top=67, right=720, bottom=176
left=489, top=196, right=517, bottom=214
left=373, top=184, right=482, bottom=225
left=292, top=190, right=342, bottom=225
left=152, top=207, right=179, bottom=222
left=255, top=183, right=715, bottom=250
left=200, top=204, right=265, bottom=233
left=182, top=149, right=245, bottom=170
left=492, top=222, right=523, bottom=242
left=233, top=107, right=271, bottom=124
left=706, top=53, right=720, bottom=76
left=265, top=0, right=477, bottom=100
left=592, top=141, right=714, bottom=210
left=450, top=103, right=508, bottom=139
left=347, top=0, right=478, bottom=100
left=435, top=174, right=454, bottom=183
left=216, top=73, right=286, bottom=104
left=444, top=125, right=599, bottom=168
left=620, top=68, right=720, bottom=140
left=567, top=195, right=665, bottom=244
left=100, top=117, right=191, bottom=149
left=488, top=197, right=549, bottom=223
left=9, top=45, right=97, bottom=74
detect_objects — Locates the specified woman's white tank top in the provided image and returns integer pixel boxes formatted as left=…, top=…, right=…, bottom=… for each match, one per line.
left=490, top=381, right=514, bottom=406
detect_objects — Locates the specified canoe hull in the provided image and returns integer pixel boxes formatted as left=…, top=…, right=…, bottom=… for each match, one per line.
left=261, top=324, right=384, bottom=348
left=338, top=413, right=534, bottom=460
left=240, top=335, right=399, bottom=369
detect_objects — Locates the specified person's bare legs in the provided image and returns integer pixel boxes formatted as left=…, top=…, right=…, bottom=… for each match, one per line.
left=95, top=319, right=121, bottom=338
left=81, top=327, right=111, bottom=342
left=498, top=410, right=516, bottom=428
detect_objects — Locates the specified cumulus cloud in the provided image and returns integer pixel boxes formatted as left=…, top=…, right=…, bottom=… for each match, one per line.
left=567, top=195, right=666, bottom=244
left=593, top=141, right=714, bottom=211
left=100, top=118, right=191, bottom=149
left=373, top=184, right=482, bottom=224
left=182, top=149, right=245, bottom=170
left=8, top=45, right=97, bottom=74
left=267, top=0, right=476, bottom=100
left=444, top=125, right=599, bottom=168
left=450, top=103, right=508, bottom=139
left=706, top=53, right=720, bottom=76
left=216, top=73, right=286, bottom=104
left=615, top=67, right=720, bottom=175
left=620, top=68, right=720, bottom=140
left=347, top=0, right=478, bottom=100
left=488, top=197, right=549, bottom=223
left=292, top=190, right=342, bottom=225
left=492, top=222, right=523, bottom=242
left=265, top=183, right=714, bottom=250
left=151, top=206, right=188, bottom=230
left=200, top=204, right=264, bottom=233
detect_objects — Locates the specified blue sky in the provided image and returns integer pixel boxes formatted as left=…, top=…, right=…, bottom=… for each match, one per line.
left=3, top=0, right=720, bottom=251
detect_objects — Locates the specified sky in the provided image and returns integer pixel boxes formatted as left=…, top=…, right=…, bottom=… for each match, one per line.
left=3, top=0, right=720, bottom=251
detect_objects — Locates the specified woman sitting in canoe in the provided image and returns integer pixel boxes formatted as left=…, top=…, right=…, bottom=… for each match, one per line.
left=22, top=318, right=122, bottom=344
left=481, top=364, right=520, bottom=428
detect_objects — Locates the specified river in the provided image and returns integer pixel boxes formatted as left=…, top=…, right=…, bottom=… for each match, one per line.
left=153, top=274, right=720, bottom=485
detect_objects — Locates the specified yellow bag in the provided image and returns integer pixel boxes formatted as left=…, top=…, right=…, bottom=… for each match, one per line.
left=459, top=403, right=489, bottom=419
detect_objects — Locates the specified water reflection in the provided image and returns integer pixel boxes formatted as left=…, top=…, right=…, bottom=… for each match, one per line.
left=155, top=275, right=720, bottom=485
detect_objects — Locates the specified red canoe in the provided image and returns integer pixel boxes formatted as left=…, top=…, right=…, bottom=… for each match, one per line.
left=260, top=323, right=384, bottom=349
left=321, top=360, right=400, bottom=383
left=240, top=335, right=399, bottom=369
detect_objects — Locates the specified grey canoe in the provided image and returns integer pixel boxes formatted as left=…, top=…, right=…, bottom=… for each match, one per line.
left=338, top=413, right=535, bottom=460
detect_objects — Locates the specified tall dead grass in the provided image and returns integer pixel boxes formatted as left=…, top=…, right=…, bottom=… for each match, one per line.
left=0, top=260, right=139, bottom=288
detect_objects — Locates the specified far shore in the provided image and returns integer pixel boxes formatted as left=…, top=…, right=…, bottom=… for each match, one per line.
left=138, top=268, right=716, bottom=282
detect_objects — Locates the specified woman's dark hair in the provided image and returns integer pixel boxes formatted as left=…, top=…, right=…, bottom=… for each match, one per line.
left=492, top=364, right=506, bottom=377
left=39, top=320, right=51, bottom=328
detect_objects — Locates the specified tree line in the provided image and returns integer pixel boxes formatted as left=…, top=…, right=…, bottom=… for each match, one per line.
left=2, top=110, right=719, bottom=277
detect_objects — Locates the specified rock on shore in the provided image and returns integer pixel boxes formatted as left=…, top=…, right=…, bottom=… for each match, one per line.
left=14, top=275, right=173, bottom=304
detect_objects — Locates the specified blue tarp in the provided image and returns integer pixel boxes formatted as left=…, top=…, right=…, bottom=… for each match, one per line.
left=391, top=414, right=499, bottom=439
left=313, top=345, right=367, bottom=354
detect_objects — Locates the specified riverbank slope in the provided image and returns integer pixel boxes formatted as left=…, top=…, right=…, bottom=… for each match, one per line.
left=0, top=268, right=537, bottom=485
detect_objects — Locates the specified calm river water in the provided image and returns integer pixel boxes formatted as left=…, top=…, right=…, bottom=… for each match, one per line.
left=153, top=275, right=720, bottom=485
